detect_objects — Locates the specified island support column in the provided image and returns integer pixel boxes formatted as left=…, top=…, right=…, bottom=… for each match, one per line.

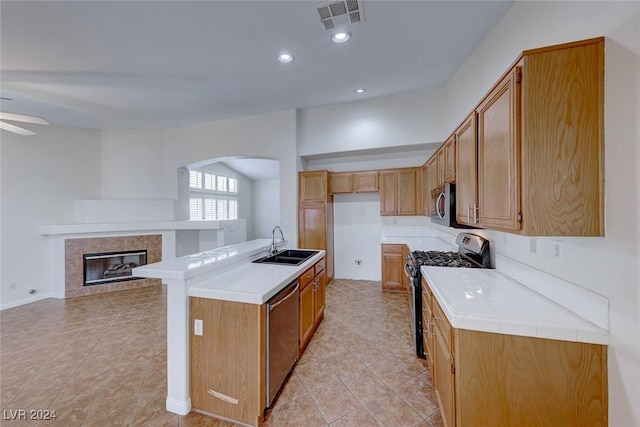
left=165, top=278, right=191, bottom=415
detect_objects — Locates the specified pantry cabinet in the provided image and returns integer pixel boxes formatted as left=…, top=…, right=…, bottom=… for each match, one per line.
left=421, top=278, right=608, bottom=427
left=298, top=171, right=334, bottom=283
left=455, top=37, right=604, bottom=236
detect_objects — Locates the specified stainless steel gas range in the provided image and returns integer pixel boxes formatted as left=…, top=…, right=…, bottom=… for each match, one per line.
left=405, top=232, right=491, bottom=358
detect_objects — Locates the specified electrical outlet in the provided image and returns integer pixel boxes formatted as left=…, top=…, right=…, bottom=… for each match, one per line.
left=9, top=282, right=16, bottom=291
left=354, top=259, right=362, bottom=267
left=553, top=241, right=562, bottom=259
left=194, top=319, right=203, bottom=336
left=529, top=237, right=537, bottom=254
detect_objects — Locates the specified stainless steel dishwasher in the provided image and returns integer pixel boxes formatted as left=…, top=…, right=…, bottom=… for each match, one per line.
left=265, top=279, right=299, bottom=408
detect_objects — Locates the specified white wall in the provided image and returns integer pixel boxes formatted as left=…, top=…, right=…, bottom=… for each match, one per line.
left=100, top=129, right=167, bottom=199
left=252, top=178, right=280, bottom=240
left=100, top=109, right=299, bottom=244
left=0, top=126, right=102, bottom=307
left=333, top=193, right=383, bottom=280
left=437, top=3, right=640, bottom=425
left=311, top=150, right=435, bottom=281
left=298, top=87, right=447, bottom=157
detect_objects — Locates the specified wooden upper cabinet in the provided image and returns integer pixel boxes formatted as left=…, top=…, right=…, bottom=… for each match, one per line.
left=477, top=66, right=521, bottom=232
left=421, top=162, right=429, bottom=216
left=330, top=172, right=353, bottom=194
left=427, top=157, right=438, bottom=215
left=444, top=136, right=456, bottom=183
left=379, top=170, right=399, bottom=215
left=519, top=38, right=604, bottom=236
left=330, top=171, right=379, bottom=194
left=379, top=168, right=419, bottom=216
left=455, top=113, right=478, bottom=226
left=299, top=170, right=328, bottom=204
left=436, top=148, right=445, bottom=186
left=353, top=171, right=379, bottom=192
left=398, top=168, right=418, bottom=215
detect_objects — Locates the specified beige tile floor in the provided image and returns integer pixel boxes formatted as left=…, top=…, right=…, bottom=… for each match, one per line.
left=0, top=279, right=443, bottom=427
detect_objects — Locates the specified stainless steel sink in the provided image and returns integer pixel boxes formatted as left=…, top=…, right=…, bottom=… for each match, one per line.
left=253, top=249, right=318, bottom=266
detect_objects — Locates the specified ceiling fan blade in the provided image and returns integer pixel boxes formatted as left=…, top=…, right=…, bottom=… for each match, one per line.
left=0, top=120, right=37, bottom=136
left=0, top=111, right=49, bottom=125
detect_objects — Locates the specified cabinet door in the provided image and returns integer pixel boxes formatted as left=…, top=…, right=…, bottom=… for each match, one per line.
left=299, top=171, right=328, bottom=204
left=437, top=148, right=445, bottom=186
left=330, top=172, right=353, bottom=194
left=421, top=162, right=429, bottom=216
left=477, top=68, right=520, bottom=231
left=314, top=272, right=326, bottom=323
left=299, top=205, right=326, bottom=251
left=455, top=114, right=478, bottom=226
left=299, top=282, right=315, bottom=349
left=381, top=244, right=405, bottom=292
left=427, top=157, right=438, bottom=216
left=398, top=168, right=418, bottom=215
left=354, top=171, right=379, bottom=192
left=379, top=170, right=399, bottom=216
left=444, top=136, right=456, bottom=183
left=421, top=286, right=434, bottom=376
left=434, top=326, right=456, bottom=427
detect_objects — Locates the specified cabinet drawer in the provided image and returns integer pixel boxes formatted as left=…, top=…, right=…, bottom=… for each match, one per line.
left=300, top=267, right=315, bottom=290
left=382, top=244, right=403, bottom=254
left=314, top=258, right=325, bottom=276
left=433, top=300, right=453, bottom=351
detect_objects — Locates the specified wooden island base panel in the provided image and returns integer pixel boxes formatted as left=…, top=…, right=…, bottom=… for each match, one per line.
left=189, top=255, right=326, bottom=427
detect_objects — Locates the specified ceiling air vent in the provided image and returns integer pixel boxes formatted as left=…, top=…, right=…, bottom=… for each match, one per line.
left=315, top=0, right=364, bottom=31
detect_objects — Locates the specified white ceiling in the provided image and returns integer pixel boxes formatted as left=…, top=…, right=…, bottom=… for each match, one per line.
left=0, top=1, right=513, bottom=131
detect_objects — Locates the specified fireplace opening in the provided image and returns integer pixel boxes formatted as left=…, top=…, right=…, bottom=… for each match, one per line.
left=83, top=250, right=147, bottom=286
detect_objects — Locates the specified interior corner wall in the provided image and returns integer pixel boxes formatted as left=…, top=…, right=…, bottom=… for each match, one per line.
left=195, top=162, right=253, bottom=239
left=252, top=178, right=280, bottom=240
left=439, top=3, right=640, bottom=425
left=100, top=109, right=299, bottom=245
left=1, top=126, right=102, bottom=308
left=297, top=87, right=447, bottom=157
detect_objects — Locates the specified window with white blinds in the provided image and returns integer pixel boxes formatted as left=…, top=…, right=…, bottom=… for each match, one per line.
left=188, top=169, right=239, bottom=220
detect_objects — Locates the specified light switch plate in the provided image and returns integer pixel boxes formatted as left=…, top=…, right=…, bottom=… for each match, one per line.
left=194, top=319, right=203, bottom=336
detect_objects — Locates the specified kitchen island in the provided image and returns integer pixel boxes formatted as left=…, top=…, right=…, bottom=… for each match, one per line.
left=133, top=239, right=325, bottom=423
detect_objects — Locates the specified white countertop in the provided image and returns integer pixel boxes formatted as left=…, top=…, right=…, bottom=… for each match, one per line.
left=134, top=239, right=274, bottom=280
left=133, top=238, right=326, bottom=304
left=422, top=266, right=609, bottom=345
left=189, top=251, right=325, bottom=304
left=381, top=234, right=607, bottom=345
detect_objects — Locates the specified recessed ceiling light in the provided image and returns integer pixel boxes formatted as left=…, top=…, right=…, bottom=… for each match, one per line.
left=331, top=32, right=351, bottom=43
left=355, top=88, right=366, bottom=94
left=277, top=53, right=294, bottom=63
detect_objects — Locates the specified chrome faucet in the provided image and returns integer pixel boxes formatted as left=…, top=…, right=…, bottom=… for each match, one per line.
left=270, top=226, right=286, bottom=255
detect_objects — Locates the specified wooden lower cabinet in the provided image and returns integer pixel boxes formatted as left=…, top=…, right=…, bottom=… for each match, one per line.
left=190, top=256, right=326, bottom=426
left=381, top=244, right=407, bottom=292
left=423, top=281, right=608, bottom=427
left=299, top=260, right=326, bottom=352
left=190, top=298, right=266, bottom=426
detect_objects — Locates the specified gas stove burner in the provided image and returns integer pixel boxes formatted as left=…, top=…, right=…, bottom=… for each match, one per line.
left=411, top=250, right=481, bottom=268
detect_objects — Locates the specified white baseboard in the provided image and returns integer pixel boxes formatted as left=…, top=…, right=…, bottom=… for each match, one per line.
left=0, top=292, right=56, bottom=311
left=166, top=396, right=191, bottom=415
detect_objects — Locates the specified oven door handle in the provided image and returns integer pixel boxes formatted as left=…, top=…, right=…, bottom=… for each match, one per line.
left=436, top=192, right=445, bottom=219
left=403, top=261, right=413, bottom=280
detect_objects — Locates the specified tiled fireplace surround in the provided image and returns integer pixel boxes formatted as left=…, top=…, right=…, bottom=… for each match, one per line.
left=65, top=235, right=162, bottom=297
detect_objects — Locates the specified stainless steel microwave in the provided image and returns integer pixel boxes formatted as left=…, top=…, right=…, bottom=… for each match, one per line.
left=430, top=183, right=474, bottom=229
